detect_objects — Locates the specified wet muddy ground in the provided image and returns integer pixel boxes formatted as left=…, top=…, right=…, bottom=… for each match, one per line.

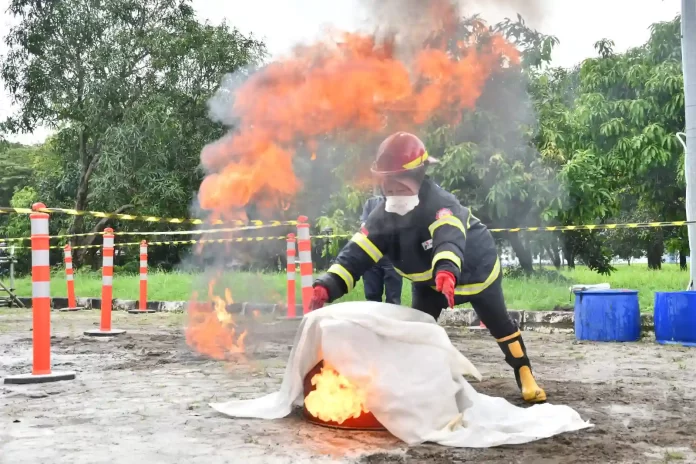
left=1, top=309, right=695, bottom=464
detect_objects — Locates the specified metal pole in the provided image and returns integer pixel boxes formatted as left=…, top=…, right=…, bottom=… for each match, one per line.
left=9, top=245, right=15, bottom=291
left=682, top=0, right=696, bottom=289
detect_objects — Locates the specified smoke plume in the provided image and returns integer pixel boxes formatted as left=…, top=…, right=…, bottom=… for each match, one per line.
left=184, top=0, right=549, bottom=359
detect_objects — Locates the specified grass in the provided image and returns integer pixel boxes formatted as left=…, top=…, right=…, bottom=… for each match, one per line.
left=6, top=263, right=690, bottom=312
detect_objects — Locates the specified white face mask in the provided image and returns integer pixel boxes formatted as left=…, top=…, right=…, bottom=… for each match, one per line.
left=384, top=195, right=420, bottom=216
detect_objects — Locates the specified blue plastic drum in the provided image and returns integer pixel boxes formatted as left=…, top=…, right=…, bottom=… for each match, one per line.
left=654, top=291, right=696, bottom=347
left=573, top=289, right=641, bottom=342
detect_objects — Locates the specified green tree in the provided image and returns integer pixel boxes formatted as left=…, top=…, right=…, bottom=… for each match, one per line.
left=558, top=16, right=685, bottom=270
left=1, top=0, right=266, bottom=253
left=0, top=142, right=34, bottom=207
left=1, top=186, right=38, bottom=274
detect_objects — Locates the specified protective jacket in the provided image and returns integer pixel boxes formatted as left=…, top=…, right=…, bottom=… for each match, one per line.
left=360, top=196, right=393, bottom=269
left=315, top=178, right=501, bottom=302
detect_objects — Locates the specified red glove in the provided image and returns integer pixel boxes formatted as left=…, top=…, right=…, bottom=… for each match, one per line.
left=309, top=285, right=329, bottom=311
left=435, top=271, right=456, bottom=309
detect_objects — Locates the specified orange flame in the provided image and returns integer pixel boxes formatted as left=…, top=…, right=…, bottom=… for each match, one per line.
left=197, top=4, right=519, bottom=218
left=186, top=284, right=248, bottom=360
left=304, top=364, right=370, bottom=424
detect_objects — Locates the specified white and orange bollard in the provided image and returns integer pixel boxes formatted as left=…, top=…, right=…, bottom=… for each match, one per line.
left=297, top=216, right=314, bottom=315
left=59, top=244, right=83, bottom=312
left=128, top=240, right=155, bottom=314
left=84, top=227, right=125, bottom=336
left=4, top=203, right=76, bottom=384
left=286, top=233, right=298, bottom=319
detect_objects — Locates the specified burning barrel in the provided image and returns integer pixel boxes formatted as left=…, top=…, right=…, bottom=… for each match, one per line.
left=302, top=360, right=385, bottom=431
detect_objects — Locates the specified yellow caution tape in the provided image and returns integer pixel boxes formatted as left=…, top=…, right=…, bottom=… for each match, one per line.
left=1, top=204, right=692, bottom=232
left=0, top=225, right=298, bottom=244
left=26, top=234, right=348, bottom=250
left=44, top=236, right=291, bottom=250
left=0, top=206, right=298, bottom=227
left=112, top=225, right=277, bottom=237
left=488, top=221, right=694, bottom=233
left=0, top=231, right=103, bottom=243
left=0, top=207, right=33, bottom=214
left=4, top=220, right=695, bottom=248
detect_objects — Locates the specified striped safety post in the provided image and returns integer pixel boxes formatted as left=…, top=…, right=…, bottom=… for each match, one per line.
left=59, top=244, right=83, bottom=312
left=296, top=216, right=314, bottom=315
left=286, top=233, right=297, bottom=318
left=128, top=240, right=155, bottom=314
left=84, top=228, right=125, bottom=336
left=3, top=203, right=76, bottom=384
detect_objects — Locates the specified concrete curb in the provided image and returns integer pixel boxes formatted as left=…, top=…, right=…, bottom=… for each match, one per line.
left=438, top=308, right=655, bottom=335
left=13, top=297, right=657, bottom=334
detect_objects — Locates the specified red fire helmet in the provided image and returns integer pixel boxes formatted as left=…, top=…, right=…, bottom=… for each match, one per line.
left=370, top=132, right=439, bottom=177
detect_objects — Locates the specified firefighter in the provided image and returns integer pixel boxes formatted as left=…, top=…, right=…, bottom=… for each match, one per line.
left=309, top=131, right=546, bottom=403
left=360, top=189, right=403, bottom=305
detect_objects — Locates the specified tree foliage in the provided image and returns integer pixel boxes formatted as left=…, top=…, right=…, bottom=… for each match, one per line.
left=1, top=0, right=266, bottom=266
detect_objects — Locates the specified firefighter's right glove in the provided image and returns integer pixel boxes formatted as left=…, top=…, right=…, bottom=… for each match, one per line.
left=435, top=271, right=456, bottom=309
left=309, top=285, right=329, bottom=311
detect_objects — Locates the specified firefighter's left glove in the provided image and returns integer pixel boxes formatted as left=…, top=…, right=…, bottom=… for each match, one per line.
left=435, top=271, right=456, bottom=309
left=309, top=285, right=329, bottom=311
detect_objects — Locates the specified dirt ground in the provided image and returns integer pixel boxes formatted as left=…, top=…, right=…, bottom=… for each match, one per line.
left=1, top=309, right=695, bottom=464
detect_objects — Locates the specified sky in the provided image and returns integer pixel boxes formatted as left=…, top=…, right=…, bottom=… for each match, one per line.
left=0, top=0, right=683, bottom=145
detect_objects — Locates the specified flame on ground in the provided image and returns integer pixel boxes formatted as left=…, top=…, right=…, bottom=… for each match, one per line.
left=304, top=364, right=370, bottom=424
left=198, top=0, right=520, bottom=219
left=186, top=285, right=248, bottom=360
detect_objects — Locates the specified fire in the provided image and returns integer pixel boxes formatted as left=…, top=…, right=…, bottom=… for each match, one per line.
left=186, top=284, right=248, bottom=360
left=304, top=364, right=370, bottom=424
left=197, top=1, right=520, bottom=218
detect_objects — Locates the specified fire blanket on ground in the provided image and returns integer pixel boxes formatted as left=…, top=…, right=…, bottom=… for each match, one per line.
left=211, top=302, right=593, bottom=448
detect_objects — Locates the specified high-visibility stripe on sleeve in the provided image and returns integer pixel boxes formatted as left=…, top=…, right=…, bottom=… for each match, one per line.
left=328, top=264, right=355, bottom=291
left=454, top=257, right=501, bottom=296
left=394, top=267, right=433, bottom=282
left=350, top=233, right=383, bottom=263
left=432, top=251, right=462, bottom=271
left=429, top=216, right=467, bottom=237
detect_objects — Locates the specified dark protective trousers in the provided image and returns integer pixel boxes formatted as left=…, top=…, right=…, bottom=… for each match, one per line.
left=411, top=273, right=517, bottom=338
left=412, top=273, right=545, bottom=402
left=363, top=262, right=403, bottom=305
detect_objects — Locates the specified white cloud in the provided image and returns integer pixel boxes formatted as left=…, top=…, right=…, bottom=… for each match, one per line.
left=0, top=0, right=683, bottom=144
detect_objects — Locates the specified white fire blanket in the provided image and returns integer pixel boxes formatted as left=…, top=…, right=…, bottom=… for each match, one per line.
left=211, top=302, right=592, bottom=448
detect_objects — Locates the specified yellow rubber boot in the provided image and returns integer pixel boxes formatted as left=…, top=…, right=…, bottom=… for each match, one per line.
left=496, top=331, right=547, bottom=403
